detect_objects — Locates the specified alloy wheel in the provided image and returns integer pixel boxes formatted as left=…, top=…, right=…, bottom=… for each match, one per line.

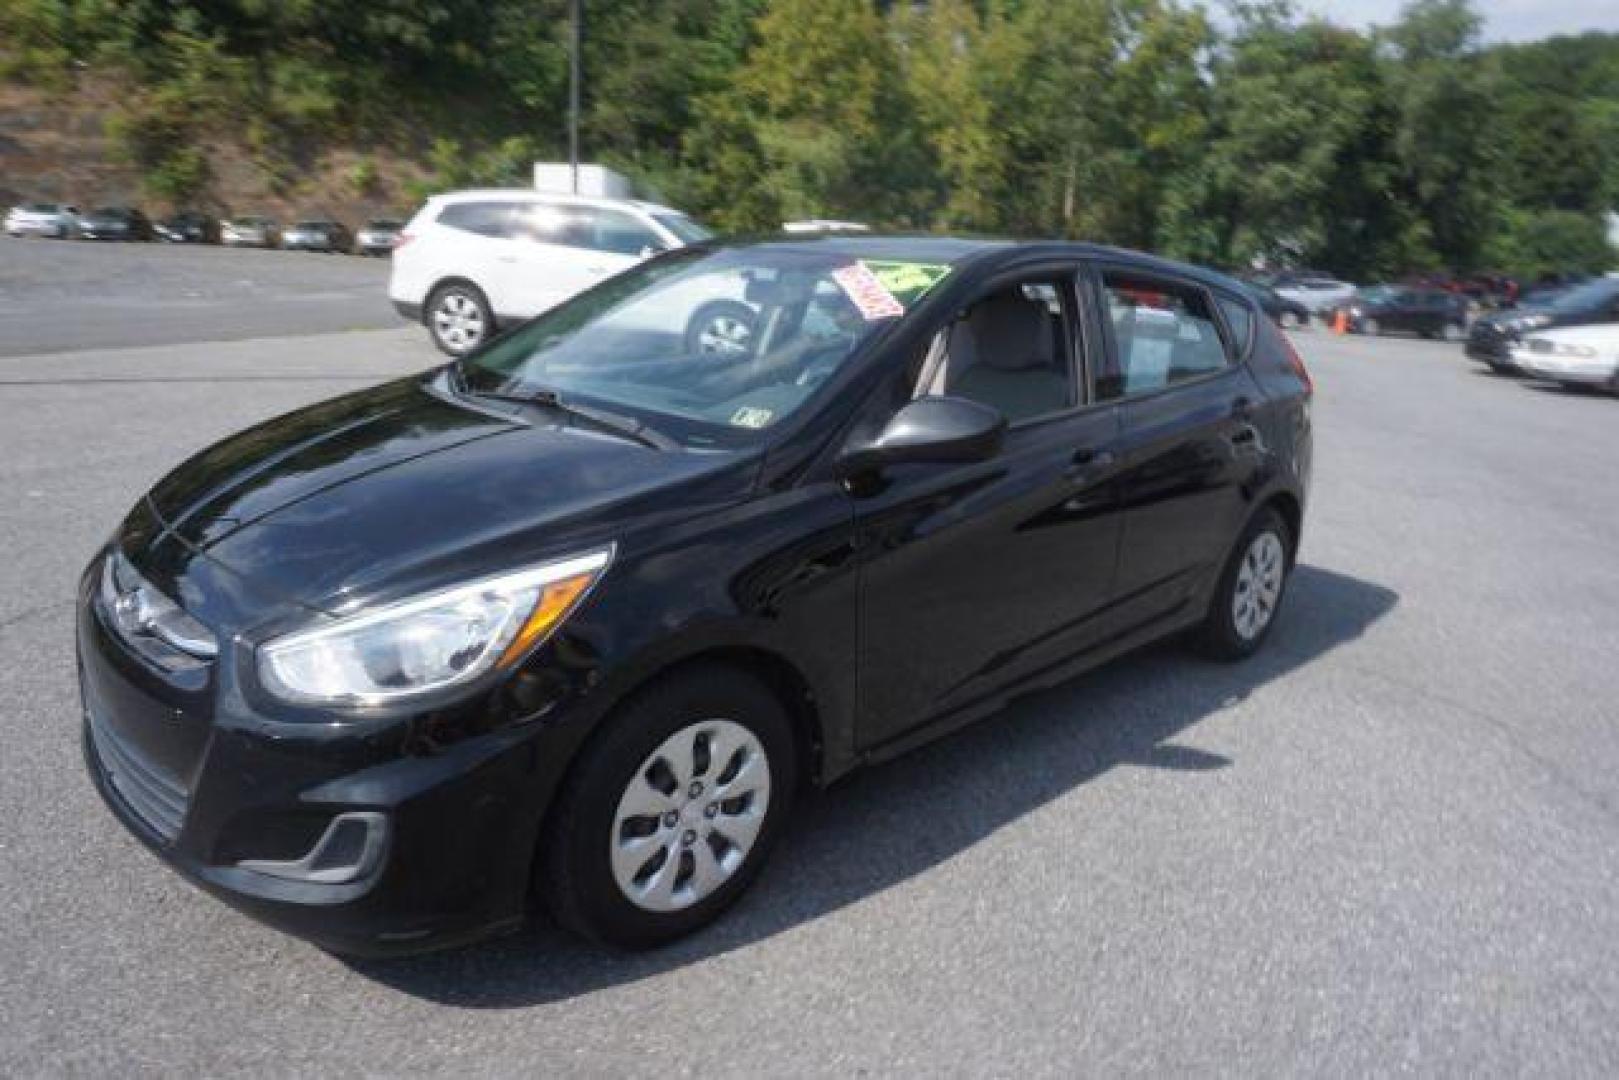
left=609, top=719, right=772, bottom=913
left=432, top=291, right=486, bottom=353
left=1232, top=531, right=1286, bottom=642
left=695, top=314, right=753, bottom=356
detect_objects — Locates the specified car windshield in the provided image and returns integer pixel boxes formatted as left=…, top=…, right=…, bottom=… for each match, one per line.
left=294, top=221, right=326, bottom=230
left=366, top=219, right=401, bottom=230
left=1547, top=277, right=1619, bottom=314
left=23, top=203, right=59, bottom=213
left=1357, top=286, right=1401, bottom=302
left=651, top=212, right=713, bottom=245
left=461, top=245, right=955, bottom=447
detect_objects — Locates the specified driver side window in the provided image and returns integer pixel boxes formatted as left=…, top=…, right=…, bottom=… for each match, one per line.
left=916, top=279, right=1076, bottom=423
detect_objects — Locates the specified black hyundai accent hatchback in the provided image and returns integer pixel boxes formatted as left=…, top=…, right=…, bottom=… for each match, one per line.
left=79, top=237, right=1312, bottom=954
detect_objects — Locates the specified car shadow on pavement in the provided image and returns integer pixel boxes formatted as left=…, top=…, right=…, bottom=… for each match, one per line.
left=350, top=564, right=1397, bottom=1007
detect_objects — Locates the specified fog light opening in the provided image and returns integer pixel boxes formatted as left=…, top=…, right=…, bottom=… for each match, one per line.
left=237, top=812, right=388, bottom=885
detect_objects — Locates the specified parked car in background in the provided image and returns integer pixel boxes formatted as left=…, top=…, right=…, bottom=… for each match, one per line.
left=1468, top=276, right=1619, bottom=373
left=1275, top=277, right=1356, bottom=316
left=156, top=211, right=220, bottom=244
left=77, top=206, right=153, bottom=242
left=281, top=219, right=353, bottom=253
left=390, top=189, right=714, bottom=355
left=1242, top=282, right=1311, bottom=329
left=78, top=235, right=1312, bottom=954
left=354, top=218, right=404, bottom=256
left=1512, top=325, right=1619, bottom=393
left=1337, top=285, right=1470, bottom=340
left=6, top=202, right=80, bottom=238
left=221, top=216, right=280, bottom=248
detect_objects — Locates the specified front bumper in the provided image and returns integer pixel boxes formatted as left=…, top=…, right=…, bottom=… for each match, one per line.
left=1518, top=355, right=1619, bottom=385
left=76, top=564, right=579, bottom=956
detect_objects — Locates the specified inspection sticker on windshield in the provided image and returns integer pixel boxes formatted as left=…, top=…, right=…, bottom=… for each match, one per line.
left=832, top=262, right=907, bottom=321
left=730, top=405, right=775, bottom=429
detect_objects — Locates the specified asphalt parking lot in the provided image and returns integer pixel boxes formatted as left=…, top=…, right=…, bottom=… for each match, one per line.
left=0, top=234, right=396, bottom=357
left=2, top=241, right=1617, bottom=1075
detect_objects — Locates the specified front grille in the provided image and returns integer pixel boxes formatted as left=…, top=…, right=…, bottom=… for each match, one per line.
left=87, top=711, right=190, bottom=844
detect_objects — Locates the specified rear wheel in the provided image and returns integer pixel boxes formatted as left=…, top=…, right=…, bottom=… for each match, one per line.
left=541, top=665, right=798, bottom=949
left=1196, top=507, right=1293, bottom=661
left=426, top=282, right=493, bottom=357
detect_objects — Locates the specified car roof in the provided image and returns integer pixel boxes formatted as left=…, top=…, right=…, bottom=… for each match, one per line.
left=694, top=235, right=1260, bottom=298
left=430, top=188, right=689, bottom=218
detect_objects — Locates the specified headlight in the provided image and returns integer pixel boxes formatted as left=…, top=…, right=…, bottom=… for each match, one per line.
left=1515, top=315, right=1552, bottom=331
left=257, top=547, right=613, bottom=706
left=100, top=553, right=218, bottom=661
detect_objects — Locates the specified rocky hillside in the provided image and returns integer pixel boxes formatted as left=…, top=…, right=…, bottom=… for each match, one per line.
left=0, top=78, right=431, bottom=223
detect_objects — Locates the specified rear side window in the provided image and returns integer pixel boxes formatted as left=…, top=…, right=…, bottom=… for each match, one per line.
left=436, top=201, right=518, bottom=238
left=1099, top=273, right=1229, bottom=401
left=1216, top=295, right=1254, bottom=359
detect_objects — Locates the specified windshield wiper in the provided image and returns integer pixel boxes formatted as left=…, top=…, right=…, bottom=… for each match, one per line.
left=470, top=381, right=679, bottom=451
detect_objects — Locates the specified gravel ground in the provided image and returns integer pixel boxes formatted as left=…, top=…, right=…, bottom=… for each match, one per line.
left=0, top=254, right=1616, bottom=1076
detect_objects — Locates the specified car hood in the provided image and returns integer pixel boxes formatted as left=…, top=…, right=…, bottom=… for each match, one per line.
left=134, top=372, right=750, bottom=614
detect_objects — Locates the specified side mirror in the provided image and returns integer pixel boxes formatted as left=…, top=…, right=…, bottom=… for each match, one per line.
left=837, top=396, right=1007, bottom=479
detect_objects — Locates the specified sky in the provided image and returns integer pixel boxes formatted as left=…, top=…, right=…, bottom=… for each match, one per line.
left=1302, top=0, right=1619, bottom=42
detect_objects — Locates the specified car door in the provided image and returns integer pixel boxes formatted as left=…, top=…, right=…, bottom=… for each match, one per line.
left=495, top=200, right=603, bottom=318
left=1092, top=265, right=1265, bottom=627
left=852, top=267, right=1126, bottom=750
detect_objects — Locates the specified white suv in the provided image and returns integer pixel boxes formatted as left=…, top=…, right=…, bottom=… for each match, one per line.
left=389, top=189, right=714, bottom=355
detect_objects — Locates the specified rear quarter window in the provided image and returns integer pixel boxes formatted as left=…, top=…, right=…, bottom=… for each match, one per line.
left=436, top=202, right=517, bottom=239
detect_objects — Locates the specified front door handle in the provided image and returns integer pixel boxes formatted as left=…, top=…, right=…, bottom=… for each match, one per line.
left=1065, top=447, right=1117, bottom=479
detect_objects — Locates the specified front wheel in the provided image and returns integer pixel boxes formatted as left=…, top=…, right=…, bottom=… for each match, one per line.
left=1195, top=507, right=1293, bottom=661
left=426, top=282, right=493, bottom=357
left=541, top=666, right=798, bottom=948
left=684, top=301, right=757, bottom=357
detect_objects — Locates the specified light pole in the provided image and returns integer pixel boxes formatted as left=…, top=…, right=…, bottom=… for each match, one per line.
left=568, top=0, right=581, bottom=195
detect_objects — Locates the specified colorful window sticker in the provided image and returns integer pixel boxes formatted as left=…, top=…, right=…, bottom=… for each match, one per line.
left=831, top=260, right=953, bottom=321
left=730, top=405, right=775, bottom=429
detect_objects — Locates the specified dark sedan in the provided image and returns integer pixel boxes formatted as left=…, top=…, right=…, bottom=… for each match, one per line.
left=79, top=237, right=1312, bottom=955
left=156, top=211, right=220, bottom=244
left=1468, top=276, right=1619, bottom=372
left=281, top=219, right=353, bottom=253
left=1338, top=285, right=1470, bottom=340
left=1242, top=281, right=1311, bottom=329
left=77, top=206, right=153, bottom=242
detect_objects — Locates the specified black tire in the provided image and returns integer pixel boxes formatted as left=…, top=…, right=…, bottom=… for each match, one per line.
left=683, top=300, right=757, bottom=357
left=425, top=281, right=494, bottom=357
left=541, top=664, right=798, bottom=949
left=1194, top=506, right=1294, bottom=662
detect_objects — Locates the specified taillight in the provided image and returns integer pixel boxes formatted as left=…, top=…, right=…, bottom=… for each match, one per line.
left=1281, top=332, right=1314, bottom=396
